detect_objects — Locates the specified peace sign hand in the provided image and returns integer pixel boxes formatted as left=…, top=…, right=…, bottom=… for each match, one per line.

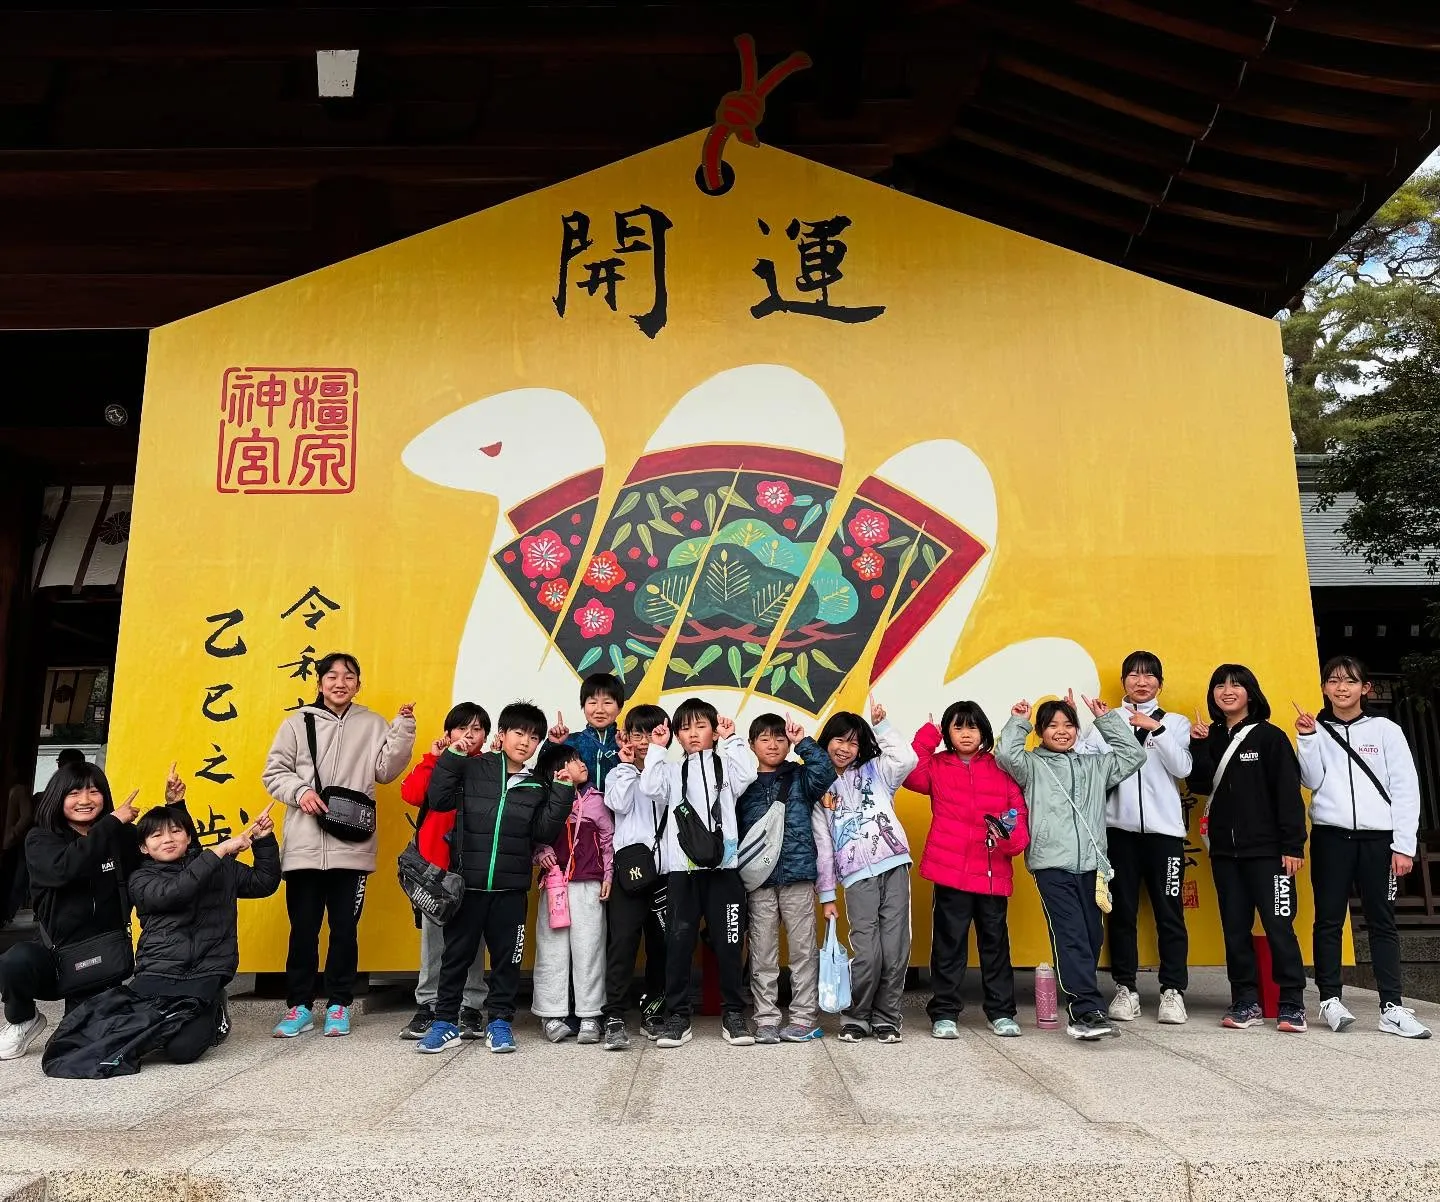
left=397, top=702, right=416, bottom=720
left=1292, top=701, right=1316, bottom=735
left=869, top=698, right=886, bottom=725
left=1081, top=694, right=1109, bottom=718
left=1191, top=709, right=1211, bottom=740
left=617, top=733, right=636, bottom=765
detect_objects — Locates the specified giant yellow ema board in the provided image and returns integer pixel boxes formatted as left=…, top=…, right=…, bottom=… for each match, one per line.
left=108, top=128, right=1326, bottom=973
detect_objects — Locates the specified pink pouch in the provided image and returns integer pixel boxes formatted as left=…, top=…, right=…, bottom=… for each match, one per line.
left=543, top=865, right=571, bottom=929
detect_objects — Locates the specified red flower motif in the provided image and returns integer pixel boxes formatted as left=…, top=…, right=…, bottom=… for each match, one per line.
left=755, top=479, right=793, bottom=514
left=853, top=547, right=885, bottom=582
left=520, top=529, right=571, bottom=579
left=573, top=598, right=615, bottom=639
left=848, top=508, right=890, bottom=547
left=583, top=551, right=627, bottom=593
left=538, top=578, right=569, bottom=612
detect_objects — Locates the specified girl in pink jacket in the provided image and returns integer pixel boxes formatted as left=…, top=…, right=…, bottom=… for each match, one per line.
left=906, top=701, right=1029, bottom=1040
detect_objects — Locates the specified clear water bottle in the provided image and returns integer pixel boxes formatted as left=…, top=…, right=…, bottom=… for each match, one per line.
left=1035, top=962, right=1060, bottom=1029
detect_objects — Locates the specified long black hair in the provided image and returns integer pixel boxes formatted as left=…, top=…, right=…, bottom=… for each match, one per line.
left=1205, top=663, right=1271, bottom=723
left=816, top=711, right=882, bottom=770
left=939, top=701, right=994, bottom=754
left=35, top=761, right=115, bottom=836
left=312, top=651, right=361, bottom=706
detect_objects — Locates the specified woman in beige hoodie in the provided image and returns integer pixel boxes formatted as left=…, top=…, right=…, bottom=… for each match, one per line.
left=262, top=652, right=415, bottom=1038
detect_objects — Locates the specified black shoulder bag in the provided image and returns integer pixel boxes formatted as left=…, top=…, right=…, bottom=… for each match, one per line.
left=1318, top=720, right=1391, bottom=806
left=673, top=752, right=726, bottom=869
left=304, top=711, right=378, bottom=842
left=41, top=853, right=135, bottom=996
left=615, top=788, right=670, bottom=896
left=396, top=764, right=466, bottom=924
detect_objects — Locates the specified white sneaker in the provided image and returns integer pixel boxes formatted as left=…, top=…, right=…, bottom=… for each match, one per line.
left=0, top=1013, right=47, bottom=1061
left=1157, top=988, right=1188, bottom=1025
left=1379, top=1003, right=1432, bottom=1039
left=1107, top=985, right=1141, bottom=1022
left=1319, top=997, right=1356, bottom=1033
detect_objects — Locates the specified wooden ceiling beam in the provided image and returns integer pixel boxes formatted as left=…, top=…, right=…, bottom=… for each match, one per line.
left=1275, top=3, right=1440, bottom=51
left=1123, top=249, right=1290, bottom=292
left=1202, top=121, right=1398, bottom=175
left=1159, top=188, right=1338, bottom=238
left=1227, top=76, right=1429, bottom=138
left=1257, top=30, right=1440, bottom=99
left=1070, top=0, right=1274, bottom=57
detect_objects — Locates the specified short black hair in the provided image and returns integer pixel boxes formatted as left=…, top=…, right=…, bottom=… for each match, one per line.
left=1121, top=650, right=1164, bottom=684
left=1035, top=699, right=1080, bottom=734
left=623, top=704, right=670, bottom=743
left=497, top=700, right=547, bottom=738
left=940, top=701, right=994, bottom=754
left=1205, top=664, right=1271, bottom=723
left=672, top=697, right=719, bottom=733
left=35, top=761, right=114, bottom=835
left=136, top=803, right=197, bottom=846
left=56, top=748, right=86, bottom=769
left=580, top=672, right=626, bottom=709
left=1322, top=655, right=1369, bottom=685
left=443, top=702, right=490, bottom=735
left=533, top=740, right=582, bottom=783
left=816, top=711, right=881, bottom=768
left=312, top=652, right=361, bottom=705
left=748, top=712, right=788, bottom=743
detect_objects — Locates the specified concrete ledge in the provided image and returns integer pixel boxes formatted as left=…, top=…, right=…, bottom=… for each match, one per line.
left=2, top=970, right=1438, bottom=1201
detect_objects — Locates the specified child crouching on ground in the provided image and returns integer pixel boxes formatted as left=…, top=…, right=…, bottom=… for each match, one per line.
left=642, top=698, right=757, bottom=1048
left=601, top=704, right=671, bottom=1050
left=736, top=712, right=836, bottom=1044
left=531, top=741, right=613, bottom=1045
left=397, top=702, right=491, bottom=1041
left=997, top=695, right=1144, bottom=1042
left=419, top=701, right=573, bottom=1054
left=907, top=702, right=1028, bottom=1039
left=815, top=699, right=919, bottom=1044
left=129, top=803, right=281, bottom=1063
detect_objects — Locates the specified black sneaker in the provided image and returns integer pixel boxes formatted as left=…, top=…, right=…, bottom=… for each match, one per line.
left=400, top=1004, right=435, bottom=1040
left=656, top=1016, right=692, bottom=1048
left=603, top=1018, right=631, bottom=1051
left=459, top=1007, right=485, bottom=1040
left=837, top=1024, right=868, bottom=1043
left=721, top=1012, right=755, bottom=1046
left=873, top=1025, right=902, bottom=1044
left=642, top=1012, right=666, bottom=1041
left=1066, top=1011, right=1116, bottom=1041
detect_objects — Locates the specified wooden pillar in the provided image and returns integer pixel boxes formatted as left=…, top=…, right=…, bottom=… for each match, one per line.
left=0, top=454, right=43, bottom=818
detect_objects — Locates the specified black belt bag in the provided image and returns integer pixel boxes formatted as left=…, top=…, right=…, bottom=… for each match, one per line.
left=304, top=713, right=378, bottom=843
left=43, top=922, right=134, bottom=997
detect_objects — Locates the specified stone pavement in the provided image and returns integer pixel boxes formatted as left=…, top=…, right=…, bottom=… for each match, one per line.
left=1, top=968, right=1437, bottom=1202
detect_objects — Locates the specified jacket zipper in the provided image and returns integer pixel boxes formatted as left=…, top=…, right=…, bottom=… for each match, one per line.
left=487, top=757, right=509, bottom=890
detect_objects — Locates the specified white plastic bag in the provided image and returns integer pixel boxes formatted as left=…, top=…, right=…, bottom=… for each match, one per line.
left=818, top=916, right=852, bottom=1014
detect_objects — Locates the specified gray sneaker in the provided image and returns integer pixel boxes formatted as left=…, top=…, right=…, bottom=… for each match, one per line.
left=779, top=1023, right=823, bottom=1042
left=577, top=1018, right=602, bottom=1045
left=754, top=1024, right=781, bottom=1045
left=542, top=1018, right=574, bottom=1043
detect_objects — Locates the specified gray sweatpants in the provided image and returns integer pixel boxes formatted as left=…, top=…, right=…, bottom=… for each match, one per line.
left=748, top=883, right=821, bottom=1028
left=532, top=879, right=607, bottom=1019
left=416, top=912, right=487, bottom=1011
left=842, top=865, right=912, bottom=1032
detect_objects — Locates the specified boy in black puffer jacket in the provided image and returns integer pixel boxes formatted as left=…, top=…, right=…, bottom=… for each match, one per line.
left=129, top=803, right=281, bottom=1063
left=736, top=713, right=837, bottom=1044
left=423, top=701, right=573, bottom=1055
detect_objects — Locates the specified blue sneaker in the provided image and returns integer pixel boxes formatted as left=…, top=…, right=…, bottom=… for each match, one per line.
left=418, top=1021, right=461, bottom=1053
left=272, top=1005, right=314, bottom=1038
left=780, top=1023, right=824, bottom=1042
left=486, top=1019, right=517, bottom=1053
left=323, top=1004, right=351, bottom=1037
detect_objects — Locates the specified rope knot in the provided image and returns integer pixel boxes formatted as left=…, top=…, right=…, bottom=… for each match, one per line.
left=698, top=33, right=812, bottom=196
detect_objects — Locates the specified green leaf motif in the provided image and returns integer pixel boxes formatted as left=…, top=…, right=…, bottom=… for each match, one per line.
left=609, top=643, right=627, bottom=682
left=704, top=549, right=751, bottom=603
left=716, top=485, right=753, bottom=511
left=668, top=657, right=694, bottom=678
left=797, top=504, right=824, bottom=536
left=610, top=522, right=633, bottom=551
left=637, top=524, right=655, bottom=556
left=727, top=646, right=744, bottom=685
left=676, top=488, right=700, bottom=503
left=742, top=642, right=766, bottom=655
left=615, top=492, right=641, bottom=518
left=622, top=655, right=638, bottom=676
left=811, top=649, right=842, bottom=673
left=645, top=493, right=662, bottom=521
left=648, top=517, right=684, bottom=536
left=693, top=644, right=723, bottom=674
left=812, top=572, right=859, bottom=624
left=880, top=535, right=911, bottom=550
left=772, top=666, right=788, bottom=692
left=626, top=639, right=657, bottom=659
left=704, top=493, right=718, bottom=530
left=659, top=486, right=682, bottom=508
left=577, top=646, right=603, bottom=673
left=751, top=579, right=795, bottom=625
left=639, top=573, right=687, bottom=624
left=768, top=652, right=794, bottom=667
left=724, top=519, right=772, bottom=548
left=792, top=654, right=815, bottom=701
left=792, top=494, right=814, bottom=506
left=922, top=543, right=939, bottom=572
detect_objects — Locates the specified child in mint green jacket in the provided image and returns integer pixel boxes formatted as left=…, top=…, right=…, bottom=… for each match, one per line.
left=996, top=696, right=1143, bottom=1042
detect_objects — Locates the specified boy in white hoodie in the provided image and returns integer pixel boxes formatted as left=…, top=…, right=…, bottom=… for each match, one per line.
left=640, top=697, right=757, bottom=1048
left=1296, top=655, right=1429, bottom=1038
left=1079, top=653, right=1193, bottom=1026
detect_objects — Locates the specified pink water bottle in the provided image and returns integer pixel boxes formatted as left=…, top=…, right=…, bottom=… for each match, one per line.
left=543, top=866, right=571, bottom=930
left=1035, top=963, right=1060, bottom=1029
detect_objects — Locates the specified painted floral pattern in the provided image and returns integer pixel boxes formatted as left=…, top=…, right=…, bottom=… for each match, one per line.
left=494, top=463, right=980, bottom=709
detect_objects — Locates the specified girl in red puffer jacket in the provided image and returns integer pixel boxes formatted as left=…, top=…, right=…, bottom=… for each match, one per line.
left=906, top=701, right=1029, bottom=1040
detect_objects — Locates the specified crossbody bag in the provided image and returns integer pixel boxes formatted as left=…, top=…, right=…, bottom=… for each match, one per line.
left=304, top=712, right=377, bottom=843
left=40, top=864, right=134, bottom=996
left=615, top=789, right=670, bottom=896
left=1197, top=722, right=1256, bottom=852
left=1317, top=720, right=1392, bottom=806
left=396, top=764, right=466, bottom=925
left=1037, top=756, right=1115, bottom=914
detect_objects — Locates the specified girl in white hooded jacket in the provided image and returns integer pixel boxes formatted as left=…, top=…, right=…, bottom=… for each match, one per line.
left=1296, top=655, right=1428, bottom=1039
